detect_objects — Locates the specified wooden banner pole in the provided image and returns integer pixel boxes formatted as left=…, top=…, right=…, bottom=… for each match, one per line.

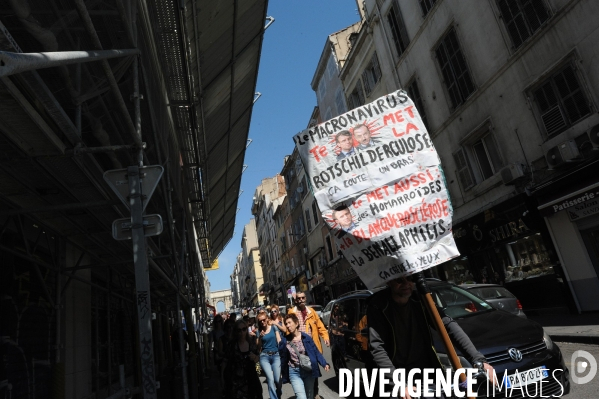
left=414, top=272, right=475, bottom=399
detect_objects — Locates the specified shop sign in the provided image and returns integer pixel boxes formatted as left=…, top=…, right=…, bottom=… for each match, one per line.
left=567, top=197, right=599, bottom=221
left=539, top=187, right=599, bottom=217
left=488, top=219, right=530, bottom=242
left=455, top=218, right=530, bottom=244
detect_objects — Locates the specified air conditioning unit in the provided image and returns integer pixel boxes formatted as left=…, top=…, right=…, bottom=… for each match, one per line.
left=500, top=164, right=525, bottom=185
left=588, top=124, right=599, bottom=148
left=545, top=140, right=580, bottom=169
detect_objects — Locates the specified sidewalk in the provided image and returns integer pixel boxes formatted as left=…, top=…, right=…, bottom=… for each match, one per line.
left=198, top=365, right=223, bottom=399
left=527, top=311, right=599, bottom=345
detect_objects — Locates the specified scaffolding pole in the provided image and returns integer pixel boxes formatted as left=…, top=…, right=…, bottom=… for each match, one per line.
left=127, top=165, right=157, bottom=399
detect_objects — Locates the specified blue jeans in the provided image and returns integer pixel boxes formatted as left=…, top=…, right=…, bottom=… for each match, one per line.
left=260, top=352, right=281, bottom=399
left=288, top=366, right=315, bottom=399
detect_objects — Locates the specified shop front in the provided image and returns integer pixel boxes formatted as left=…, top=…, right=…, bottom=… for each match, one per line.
left=308, top=272, right=327, bottom=306
left=324, top=257, right=366, bottom=299
left=442, top=194, right=572, bottom=312
left=536, top=171, right=599, bottom=312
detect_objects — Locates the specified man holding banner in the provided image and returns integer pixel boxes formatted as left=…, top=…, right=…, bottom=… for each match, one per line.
left=367, top=275, right=496, bottom=398
left=294, top=90, right=497, bottom=398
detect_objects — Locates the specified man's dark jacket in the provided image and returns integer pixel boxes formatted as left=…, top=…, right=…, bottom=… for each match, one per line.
left=367, top=288, right=486, bottom=373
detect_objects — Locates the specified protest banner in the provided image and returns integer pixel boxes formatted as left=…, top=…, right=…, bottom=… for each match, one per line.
left=294, top=89, right=459, bottom=288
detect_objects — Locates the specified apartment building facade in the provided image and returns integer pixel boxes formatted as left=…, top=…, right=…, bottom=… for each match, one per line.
left=309, top=0, right=599, bottom=312
left=251, top=175, right=286, bottom=305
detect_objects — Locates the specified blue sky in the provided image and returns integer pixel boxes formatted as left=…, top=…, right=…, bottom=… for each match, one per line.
left=206, top=1, right=361, bottom=295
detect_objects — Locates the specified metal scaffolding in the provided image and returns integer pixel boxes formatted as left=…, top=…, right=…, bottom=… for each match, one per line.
left=0, top=0, right=269, bottom=398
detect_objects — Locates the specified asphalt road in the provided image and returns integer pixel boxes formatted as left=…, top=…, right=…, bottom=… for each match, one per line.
left=259, top=341, right=598, bottom=399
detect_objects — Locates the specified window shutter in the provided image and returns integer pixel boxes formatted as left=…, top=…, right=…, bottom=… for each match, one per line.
left=305, top=209, right=312, bottom=232
left=362, top=69, right=372, bottom=96
left=453, top=148, right=475, bottom=189
left=540, top=105, right=567, bottom=136
left=372, top=52, right=382, bottom=83
left=533, top=64, right=590, bottom=137
left=356, top=80, right=365, bottom=105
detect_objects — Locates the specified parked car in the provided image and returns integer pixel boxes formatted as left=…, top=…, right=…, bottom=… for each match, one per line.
left=462, top=284, right=527, bottom=318
left=322, top=300, right=336, bottom=326
left=327, top=280, right=569, bottom=398
left=311, top=304, right=324, bottom=319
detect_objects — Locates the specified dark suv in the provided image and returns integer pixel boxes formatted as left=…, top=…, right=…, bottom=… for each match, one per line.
left=327, top=280, right=570, bottom=398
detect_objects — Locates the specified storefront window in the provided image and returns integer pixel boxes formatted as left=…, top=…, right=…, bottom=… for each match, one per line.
left=440, top=233, right=556, bottom=285
left=504, top=233, right=555, bottom=282
left=441, top=257, right=475, bottom=284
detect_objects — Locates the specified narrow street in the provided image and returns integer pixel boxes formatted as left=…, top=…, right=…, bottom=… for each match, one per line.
left=256, top=340, right=599, bottom=399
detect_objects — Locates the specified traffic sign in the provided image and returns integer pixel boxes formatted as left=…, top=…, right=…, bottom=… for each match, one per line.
left=103, top=165, right=164, bottom=211
left=112, top=214, right=163, bottom=240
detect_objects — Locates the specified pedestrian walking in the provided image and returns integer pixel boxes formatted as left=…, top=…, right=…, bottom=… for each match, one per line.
left=269, top=304, right=288, bottom=334
left=257, top=310, right=282, bottom=399
left=330, top=304, right=348, bottom=362
left=368, top=275, right=497, bottom=398
left=288, top=291, right=329, bottom=399
left=215, top=319, right=235, bottom=376
left=221, top=319, right=262, bottom=399
left=211, top=314, right=224, bottom=366
left=277, top=313, right=329, bottom=399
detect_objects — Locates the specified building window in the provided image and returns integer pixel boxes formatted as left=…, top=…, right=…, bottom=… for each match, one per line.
left=497, top=0, right=549, bottom=49
left=311, top=201, right=319, bottom=226
left=335, top=87, right=346, bottom=115
left=318, top=76, right=327, bottom=102
left=453, top=131, right=503, bottom=189
left=362, top=52, right=382, bottom=97
left=326, top=55, right=337, bottom=79
left=419, top=0, right=437, bottom=16
left=532, top=64, right=591, bottom=137
left=325, top=235, right=334, bottom=260
left=472, top=134, right=503, bottom=180
left=305, top=208, right=312, bottom=232
left=387, top=0, right=410, bottom=57
left=435, top=28, right=475, bottom=109
left=453, top=148, right=474, bottom=190
left=348, top=80, right=365, bottom=110
left=407, top=79, right=428, bottom=129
